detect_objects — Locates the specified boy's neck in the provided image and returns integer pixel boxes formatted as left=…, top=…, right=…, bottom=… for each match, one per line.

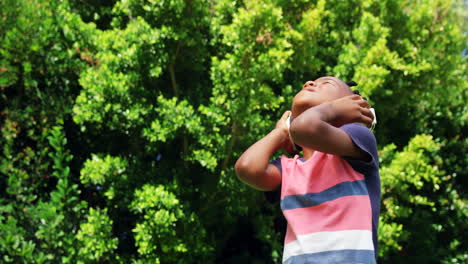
left=302, top=148, right=315, bottom=160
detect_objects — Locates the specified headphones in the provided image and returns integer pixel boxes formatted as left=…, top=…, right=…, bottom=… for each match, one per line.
left=350, top=87, right=376, bottom=131
left=369, top=108, right=377, bottom=131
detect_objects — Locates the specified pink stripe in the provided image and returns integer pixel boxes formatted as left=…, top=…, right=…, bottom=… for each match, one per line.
left=281, top=153, right=364, bottom=199
left=283, top=195, right=372, bottom=244
left=284, top=223, right=297, bottom=244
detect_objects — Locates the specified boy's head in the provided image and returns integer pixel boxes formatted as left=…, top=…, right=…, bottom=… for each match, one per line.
left=291, top=76, right=354, bottom=118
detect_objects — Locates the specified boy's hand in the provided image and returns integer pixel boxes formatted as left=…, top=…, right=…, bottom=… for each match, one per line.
left=329, top=95, right=374, bottom=127
left=275, top=110, right=294, bottom=154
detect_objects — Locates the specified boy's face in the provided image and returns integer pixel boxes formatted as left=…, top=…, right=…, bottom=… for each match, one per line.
left=291, top=76, right=352, bottom=118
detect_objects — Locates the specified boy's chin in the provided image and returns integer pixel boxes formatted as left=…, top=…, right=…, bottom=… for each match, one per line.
left=291, top=103, right=320, bottom=118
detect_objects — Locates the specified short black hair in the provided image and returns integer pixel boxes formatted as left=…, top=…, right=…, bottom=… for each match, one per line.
left=346, top=81, right=358, bottom=87
left=347, top=81, right=367, bottom=101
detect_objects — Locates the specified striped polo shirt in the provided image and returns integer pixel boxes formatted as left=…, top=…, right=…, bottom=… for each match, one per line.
left=271, top=123, right=380, bottom=264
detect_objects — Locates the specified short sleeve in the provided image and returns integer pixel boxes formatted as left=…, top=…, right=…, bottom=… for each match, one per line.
left=269, top=157, right=282, bottom=175
left=340, top=123, right=379, bottom=171
left=264, top=157, right=282, bottom=203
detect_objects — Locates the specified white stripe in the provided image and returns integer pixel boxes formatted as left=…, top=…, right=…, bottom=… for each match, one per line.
left=282, top=230, right=374, bottom=262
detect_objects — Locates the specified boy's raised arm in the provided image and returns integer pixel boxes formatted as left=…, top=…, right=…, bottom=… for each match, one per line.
left=234, top=111, right=291, bottom=191
left=290, top=95, right=374, bottom=160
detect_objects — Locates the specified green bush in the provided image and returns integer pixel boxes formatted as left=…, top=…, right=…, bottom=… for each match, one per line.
left=0, top=0, right=466, bottom=263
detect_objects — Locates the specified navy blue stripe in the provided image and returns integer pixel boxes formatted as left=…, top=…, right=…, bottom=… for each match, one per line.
left=283, top=249, right=376, bottom=264
left=281, top=180, right=368, bottom=211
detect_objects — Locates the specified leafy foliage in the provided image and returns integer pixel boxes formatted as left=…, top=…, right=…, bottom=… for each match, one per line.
left=130, top=184, right=210, bottom=263
left=0, top=0, right=466, bottom=263
left=76, top=208, right=118, bottom=263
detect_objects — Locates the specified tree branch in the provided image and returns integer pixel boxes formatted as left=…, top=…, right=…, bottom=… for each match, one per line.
left=221, top=121, right=238, bottom=172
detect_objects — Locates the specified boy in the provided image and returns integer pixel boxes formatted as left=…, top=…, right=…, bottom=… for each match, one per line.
left=235, top=76, right=380, bottom=264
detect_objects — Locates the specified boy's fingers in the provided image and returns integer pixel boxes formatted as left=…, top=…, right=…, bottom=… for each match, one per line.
left=281, top=110, right=291, bottom=120
left=361, top=108, right=374, bottom=119
left=360, top=114, right=373, bottom=126
left=358, top=99, right=371, bottom=108
left=276, top=110, right=292, bottom=130
left=361, top=109, right=375, bottom=125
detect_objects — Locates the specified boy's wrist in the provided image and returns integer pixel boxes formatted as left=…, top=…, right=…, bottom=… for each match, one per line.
left=272, top=127, right=289, bottom=145
left=268, top=128, right=290, bottom=153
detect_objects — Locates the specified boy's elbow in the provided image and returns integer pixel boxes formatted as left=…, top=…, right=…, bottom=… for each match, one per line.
left=234, top=158, right=261, bottom=183
left=234, top=158, right=252, bottom=180
left=235, top=158, right=280, bottom=191
left=234, top=158, right=245, bottom=178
